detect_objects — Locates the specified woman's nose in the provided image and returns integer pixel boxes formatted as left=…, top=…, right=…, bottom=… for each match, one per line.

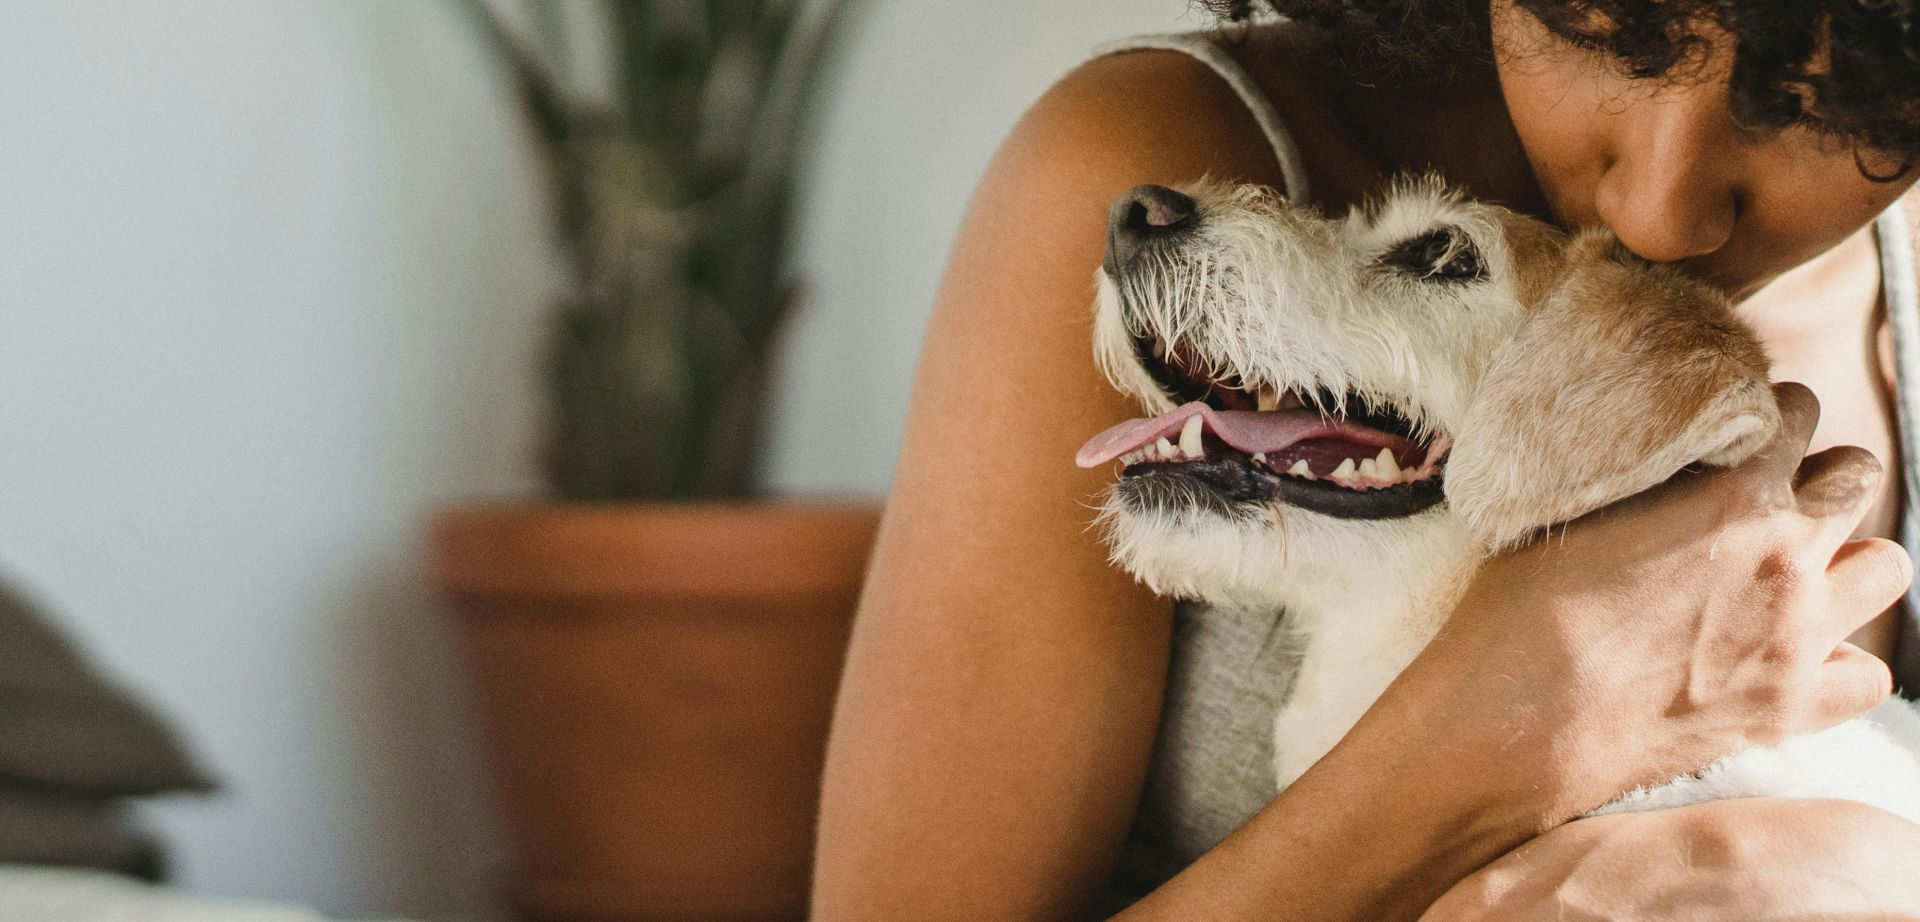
left=1592, top=93, right=1743, bottom=264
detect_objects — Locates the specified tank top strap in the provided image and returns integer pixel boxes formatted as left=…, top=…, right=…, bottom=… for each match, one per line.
left=1875, top=201, right=1920, bottom=697
left=1088, top=33, right=1313, bottom=204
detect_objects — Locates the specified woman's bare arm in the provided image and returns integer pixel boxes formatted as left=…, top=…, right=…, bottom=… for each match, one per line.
left=811, top=50, right=1294, bottom=921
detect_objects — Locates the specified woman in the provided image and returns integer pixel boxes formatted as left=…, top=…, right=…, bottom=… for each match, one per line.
left=814, top=1, right=1920, bottom=918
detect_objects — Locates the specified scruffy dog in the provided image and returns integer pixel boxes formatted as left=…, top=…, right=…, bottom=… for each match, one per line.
left=1078, top=176, right=1920, bottom=820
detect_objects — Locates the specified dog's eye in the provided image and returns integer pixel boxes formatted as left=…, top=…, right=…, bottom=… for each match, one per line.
left=1383, top=227, right=1483, bottom=282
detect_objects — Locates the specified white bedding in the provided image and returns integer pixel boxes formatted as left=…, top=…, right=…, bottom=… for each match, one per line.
left=0, top=866, right=415, bottom=922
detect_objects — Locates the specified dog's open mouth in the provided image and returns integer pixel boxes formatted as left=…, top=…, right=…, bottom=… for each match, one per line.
left=1077, top=347, right=1449, bottom=519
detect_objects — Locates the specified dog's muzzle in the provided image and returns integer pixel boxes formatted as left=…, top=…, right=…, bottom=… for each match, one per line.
left=1086, top=184, right=1452, bottom=521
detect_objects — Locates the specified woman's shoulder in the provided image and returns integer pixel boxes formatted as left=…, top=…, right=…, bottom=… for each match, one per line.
left=1003, top=31, right=1303, bottom=196
left=1027, top=24, right=1399, bottom=210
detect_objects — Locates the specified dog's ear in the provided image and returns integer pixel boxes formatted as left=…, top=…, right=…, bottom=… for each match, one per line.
left=1445, top=231, right=1779, bottom=550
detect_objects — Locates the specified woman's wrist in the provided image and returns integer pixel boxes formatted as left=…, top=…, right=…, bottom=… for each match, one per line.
left=1267, top=743, right=1542, bottom=920
left=1355, top=610, right=1600, bottom=828
left=1298, top=675, right=1566, bottom=917
left=1112, top=696, right=1553, bottom=922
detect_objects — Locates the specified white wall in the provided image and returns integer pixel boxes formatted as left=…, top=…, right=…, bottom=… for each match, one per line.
left=0, top=0, right=1205, bottom=918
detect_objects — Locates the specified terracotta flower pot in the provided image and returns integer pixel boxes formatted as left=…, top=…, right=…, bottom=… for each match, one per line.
left=431, top=502, right=880, bottom=922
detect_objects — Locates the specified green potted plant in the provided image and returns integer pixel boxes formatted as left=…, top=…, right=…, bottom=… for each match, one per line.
left=431, top=3, right=875, bottom=920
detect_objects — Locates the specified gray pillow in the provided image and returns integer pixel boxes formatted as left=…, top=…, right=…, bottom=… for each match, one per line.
left=0, top=580, right=212, bottom=796
left=0, top=786, right=163, bottom=879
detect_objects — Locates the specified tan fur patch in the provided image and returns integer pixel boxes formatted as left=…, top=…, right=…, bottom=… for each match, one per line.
left=1497, top=212, right=1570, bottom=310
left=1446, top=228, right=1779, bottom=548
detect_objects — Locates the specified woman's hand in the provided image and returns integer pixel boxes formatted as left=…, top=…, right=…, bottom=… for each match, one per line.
left=1420, top=798, right=1920, bottom=921
left=1348, top=382, right=1909, bottom=833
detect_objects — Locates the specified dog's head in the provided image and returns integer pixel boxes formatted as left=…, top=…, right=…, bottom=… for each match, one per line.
left=1080, top=176, right=1777, bottom=605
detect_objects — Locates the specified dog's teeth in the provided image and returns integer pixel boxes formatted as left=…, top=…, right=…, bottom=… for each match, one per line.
left=1156, top=437, right=1176, bottom=460
left=1252, top=452, right=1267, bottom=464
left=1178, top=415, right=1204, bottom=458
left=1286, top=459, right=1311, bottom=478
left=1331, top=457, right=1357, bottom=480
left=1358, top=457, right=1379, bottom=480
left=1375, top=448, right=1401, bottom=480
left=1257, top=387, right=1280, bottom=412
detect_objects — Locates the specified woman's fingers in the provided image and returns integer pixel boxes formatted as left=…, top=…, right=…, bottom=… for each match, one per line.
left=1823, top=536, right=1913, bottom=635
left=1793, top=444, right=1884, bottom=540
left=1789, top=447, right=1881, bottom=526
left=1745, top=382, right=1822, bottom=483
left=1813, top=641, right=1896, bottom=728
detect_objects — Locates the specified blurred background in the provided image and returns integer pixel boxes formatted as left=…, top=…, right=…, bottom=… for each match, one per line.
left=0, top=1, right=1215, bottom=920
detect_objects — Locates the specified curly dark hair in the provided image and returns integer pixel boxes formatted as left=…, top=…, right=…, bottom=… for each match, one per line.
left=1203, top=0, right=1920, bottom=177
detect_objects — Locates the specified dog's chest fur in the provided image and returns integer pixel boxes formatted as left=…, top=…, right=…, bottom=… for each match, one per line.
left=1263, top=508, right=1477, bottom=787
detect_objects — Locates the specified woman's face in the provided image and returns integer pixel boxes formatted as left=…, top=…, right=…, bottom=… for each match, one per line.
left=1489, top=0, right=1917, bottom=301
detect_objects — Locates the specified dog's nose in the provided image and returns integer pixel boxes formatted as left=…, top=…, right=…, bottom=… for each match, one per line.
left=1106, top=184, right=1197, bottom=271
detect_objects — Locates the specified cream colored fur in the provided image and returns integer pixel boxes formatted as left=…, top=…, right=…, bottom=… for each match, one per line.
left=1091, top=176, right=1920, bottom=819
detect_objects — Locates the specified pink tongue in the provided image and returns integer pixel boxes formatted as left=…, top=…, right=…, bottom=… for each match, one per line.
left=1076, top=401, right=1391, bottom=468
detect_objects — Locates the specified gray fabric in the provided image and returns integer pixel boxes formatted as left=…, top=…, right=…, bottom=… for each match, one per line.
left=0, top=786, right=165, bottom=880
left=1877, top=205, right=1920, bottom=696
left=1094, top=32, right=1920, bottom=913
left=1103, top=603, right=1301, bottom=910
